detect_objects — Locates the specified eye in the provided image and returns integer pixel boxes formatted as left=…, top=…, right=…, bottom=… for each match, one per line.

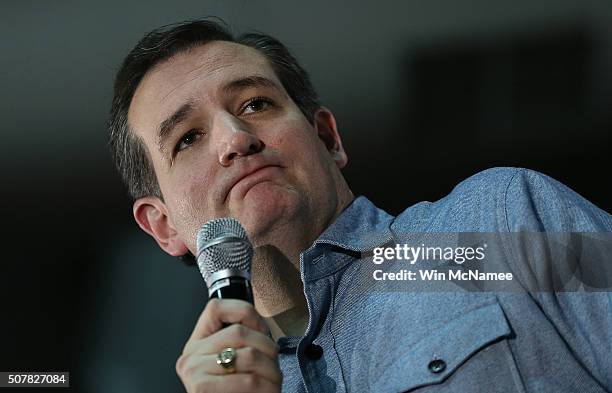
left=176, top=129, right=204, bottom=153
left=241, top=97, right=273, bottom=115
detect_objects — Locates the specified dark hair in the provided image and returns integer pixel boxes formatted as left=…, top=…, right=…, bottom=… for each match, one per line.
left=108, top=18, right=320, bottom=201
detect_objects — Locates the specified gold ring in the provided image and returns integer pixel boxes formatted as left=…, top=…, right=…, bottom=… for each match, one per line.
left=216, top=347, right=237, bottom=373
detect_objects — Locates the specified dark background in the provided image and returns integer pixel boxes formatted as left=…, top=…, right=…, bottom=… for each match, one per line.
left=0, top=1, right=610, bottom=392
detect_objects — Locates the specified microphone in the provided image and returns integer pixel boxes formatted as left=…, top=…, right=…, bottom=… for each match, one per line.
left=196, top=217, right=254, bottom=304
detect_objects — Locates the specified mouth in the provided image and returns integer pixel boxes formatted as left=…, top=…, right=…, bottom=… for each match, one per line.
left=224, top=164, right=283, bottom=203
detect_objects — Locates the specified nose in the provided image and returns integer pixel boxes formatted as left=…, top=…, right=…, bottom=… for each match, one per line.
left=214, top=114, right=264, bottom=166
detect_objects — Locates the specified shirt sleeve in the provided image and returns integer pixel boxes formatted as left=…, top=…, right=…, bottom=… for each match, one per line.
left=503, top=168, right=612, bottom=389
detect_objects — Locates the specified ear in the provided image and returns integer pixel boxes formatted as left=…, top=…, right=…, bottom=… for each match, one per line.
left=313, top=106, right=348, bottom=169
left=133, top=196, right=189, bottom=257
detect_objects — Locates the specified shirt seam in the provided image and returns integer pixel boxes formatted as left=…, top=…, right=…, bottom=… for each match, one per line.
left=329, top=274, right=349, bottom=393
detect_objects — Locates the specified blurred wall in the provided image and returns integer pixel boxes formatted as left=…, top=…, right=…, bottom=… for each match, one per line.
left=0, top=1, right=610, bottom=391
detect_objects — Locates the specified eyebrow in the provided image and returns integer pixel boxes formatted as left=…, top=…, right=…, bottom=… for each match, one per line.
left=221, top=75, right=281, bottom=95
left=156, top=75, right=282, bottom=154
left=157, top=101, right=196, bottom=153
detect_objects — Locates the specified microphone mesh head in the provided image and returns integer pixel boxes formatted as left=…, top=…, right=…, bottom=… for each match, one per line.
left=196, top=217, right=253, bottom=285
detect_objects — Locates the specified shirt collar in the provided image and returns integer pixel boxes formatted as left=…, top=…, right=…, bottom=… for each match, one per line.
left=316, top=196, right=394, bottom=251
left=300, top=196, right=394, bottom=281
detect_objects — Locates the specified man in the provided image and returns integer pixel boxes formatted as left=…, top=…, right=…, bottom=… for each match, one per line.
left=109, top=19, right=612, bottom=392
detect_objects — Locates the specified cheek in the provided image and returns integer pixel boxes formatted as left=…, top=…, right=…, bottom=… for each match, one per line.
left=164, top=169, right=216, bottom=237
left=265, top=116, right=324, bottom=164
left=277, top=133, right=335, bottom=192
left=185, top=170, right=217, bottom=213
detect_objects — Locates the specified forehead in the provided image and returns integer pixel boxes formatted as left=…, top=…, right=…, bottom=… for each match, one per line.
left=128, top=41, right=279, bottom=140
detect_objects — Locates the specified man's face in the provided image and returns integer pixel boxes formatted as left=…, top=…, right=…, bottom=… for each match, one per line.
left=128, top=41, right=349, bottom=254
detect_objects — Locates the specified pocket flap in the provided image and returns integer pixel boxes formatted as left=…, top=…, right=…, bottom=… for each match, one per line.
left=374, top=301, right=512, bottom=392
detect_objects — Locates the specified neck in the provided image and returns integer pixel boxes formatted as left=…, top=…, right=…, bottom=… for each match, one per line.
left=251, top=189, right=354, bottom=340
left=251, top=245, right=309, bottom=340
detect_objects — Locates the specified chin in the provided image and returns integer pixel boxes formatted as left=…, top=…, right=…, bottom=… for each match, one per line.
left=236, top=185, right=302, bottom=244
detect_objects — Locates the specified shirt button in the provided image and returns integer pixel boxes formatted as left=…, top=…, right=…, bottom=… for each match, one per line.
left=428, top=359, right=446, bottom=374
left=304, top=344, right=323, bottom=360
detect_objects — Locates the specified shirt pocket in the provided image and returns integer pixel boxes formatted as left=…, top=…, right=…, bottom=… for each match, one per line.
left=373, top=300, right=524, bottom=393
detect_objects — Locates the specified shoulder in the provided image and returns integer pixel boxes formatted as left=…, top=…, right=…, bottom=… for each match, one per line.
left=392, top=167, right=612, bottom=232
left=504, top=168, right=612, bottom=231
left=392, top=167, right=521, bottom=232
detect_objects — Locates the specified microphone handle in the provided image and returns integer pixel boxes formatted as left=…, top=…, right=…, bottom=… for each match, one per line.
left=208, top=276, right=254, bottom=304
left=208, top=276, right=254, bottom=329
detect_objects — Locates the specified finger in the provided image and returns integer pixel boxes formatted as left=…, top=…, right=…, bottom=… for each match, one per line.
left=187, top=298, right=269, bottom=343
left=185, top=323, right=279, bottom=359
left=187, top=372, right=280, bottom=393
left=184, top=347, right=282, bottom=385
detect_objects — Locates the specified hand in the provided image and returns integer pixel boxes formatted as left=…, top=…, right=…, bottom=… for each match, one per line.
left=176, top=298, right=282, bottom=392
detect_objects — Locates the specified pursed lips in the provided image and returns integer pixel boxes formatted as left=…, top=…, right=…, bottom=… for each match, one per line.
left=223, top=164, right=282, bottom=203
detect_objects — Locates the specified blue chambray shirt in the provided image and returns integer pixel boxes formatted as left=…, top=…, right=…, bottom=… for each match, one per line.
left=277, top=167, right=612, bottom=392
